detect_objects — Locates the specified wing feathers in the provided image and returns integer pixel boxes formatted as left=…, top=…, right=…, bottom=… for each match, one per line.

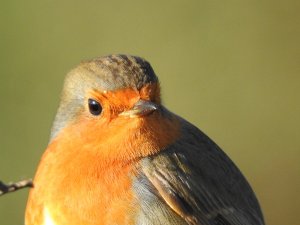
left=140, top=119, right=265, bottom=225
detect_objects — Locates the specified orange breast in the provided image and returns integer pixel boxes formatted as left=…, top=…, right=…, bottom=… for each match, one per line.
left=26, top=141, right=138, bottom=225
left=25, top=109, right=180, bottom=225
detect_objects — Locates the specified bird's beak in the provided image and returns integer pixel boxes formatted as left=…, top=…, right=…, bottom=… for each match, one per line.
left=120, top=100, right=158, bottom=118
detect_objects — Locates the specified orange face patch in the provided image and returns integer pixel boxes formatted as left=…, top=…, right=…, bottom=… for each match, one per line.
left=86, top=83, right=161, bottom=119
left=51, top=82, right=179, bottom=165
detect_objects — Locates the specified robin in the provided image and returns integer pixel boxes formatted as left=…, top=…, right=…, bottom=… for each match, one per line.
left=25, top=54, right=265, bottom=225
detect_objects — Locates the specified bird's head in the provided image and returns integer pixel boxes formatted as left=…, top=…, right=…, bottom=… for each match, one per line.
left=49, top=55, right=180, bottom=162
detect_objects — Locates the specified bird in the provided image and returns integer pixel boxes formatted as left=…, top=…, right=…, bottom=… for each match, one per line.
left=25, top=54, right=265, bottom=225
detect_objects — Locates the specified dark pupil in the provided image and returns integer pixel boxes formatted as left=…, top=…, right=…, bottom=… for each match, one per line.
left=88, top=99, right=102, bottom=115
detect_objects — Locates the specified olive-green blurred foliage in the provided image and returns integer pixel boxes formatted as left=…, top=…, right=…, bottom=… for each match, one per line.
left=0, top=0, right=299, bottom=224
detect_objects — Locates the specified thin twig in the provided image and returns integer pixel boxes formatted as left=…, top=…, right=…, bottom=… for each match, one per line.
left=0, top=179, right=33, bottom=196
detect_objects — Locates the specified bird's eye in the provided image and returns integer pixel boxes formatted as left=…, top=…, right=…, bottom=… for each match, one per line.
left=88, top=99, right=102, bottom=116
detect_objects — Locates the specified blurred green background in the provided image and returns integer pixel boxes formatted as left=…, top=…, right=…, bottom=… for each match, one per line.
left=0, top=0, right=299, bottom=224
